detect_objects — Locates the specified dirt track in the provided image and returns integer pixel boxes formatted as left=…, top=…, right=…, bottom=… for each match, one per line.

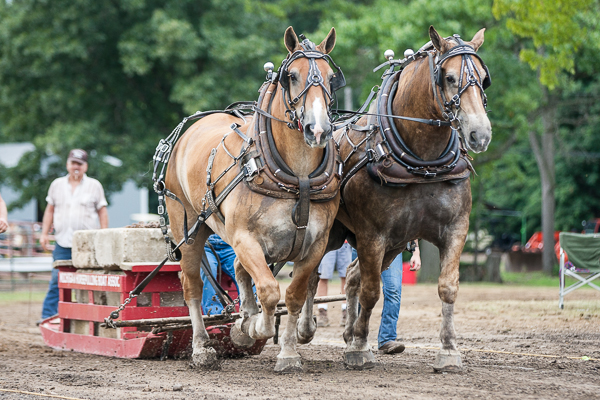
left=1, top=283, right=599, bottom=399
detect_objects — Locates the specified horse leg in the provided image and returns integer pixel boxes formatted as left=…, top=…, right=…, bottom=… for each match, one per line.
left=228, top=256, right=259, bottom=348
left=342, top=258, right=360, bottom=345
left=275, top=257, right=320, bottom=373
left=231, top=235, right=279, bottom=341
left=296, top=267, right=319, bottom=345
left=180, top=239, right=220, bottom=369
left=433, top=226, right=468, bottom=372
left=343, top=243, right=385, bottom=370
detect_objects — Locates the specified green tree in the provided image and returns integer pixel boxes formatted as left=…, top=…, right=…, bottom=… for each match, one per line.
left=0, top=0, right=293, bottom=211
left=493, top=0, right=599, bottom=274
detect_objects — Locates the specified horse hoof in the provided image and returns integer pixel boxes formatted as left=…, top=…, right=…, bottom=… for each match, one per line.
left=296, top=333, right=314, bottom=345
left=274, top=357, right=303, bottom=374
left=296, top=318, right=316, bottom=344
left=230, top=323, right=256, bottom=349
left=191, top=347, right=220, bottom=370
left=344, top=350, right=375, bottom=370
left=433, top=350, right=463, bottom=373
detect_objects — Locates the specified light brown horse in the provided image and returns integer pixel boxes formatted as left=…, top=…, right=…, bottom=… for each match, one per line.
left=164, top=27, right=341, bottom=372
left=299, top=26, right=492, bottom=371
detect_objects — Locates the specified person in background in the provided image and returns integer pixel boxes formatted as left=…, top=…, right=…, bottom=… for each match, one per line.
left=316, top=241, right=352, bottom=327
left=378, top=240, right=421, bottom=354
left=202, top=234, right=241, bottom=315
left=0, top=193, right=8, bottom=233
left=39, top=149, right=109, bottom=323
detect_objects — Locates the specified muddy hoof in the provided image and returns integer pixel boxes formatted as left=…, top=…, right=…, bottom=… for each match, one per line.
left=274, top=357, right=303, bottom=374
left=230, top=323, right=256, bottom=349
left=344, top=350, right=375, bottom=370
left=296, top=331, right=315, bottom=345
left=191, top=347, right=220, bottom=370
left=433, top=350, right=463, bottom=372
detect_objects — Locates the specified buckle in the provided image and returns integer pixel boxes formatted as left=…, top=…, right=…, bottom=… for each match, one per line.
left=244, top=158, right=259, bottom=177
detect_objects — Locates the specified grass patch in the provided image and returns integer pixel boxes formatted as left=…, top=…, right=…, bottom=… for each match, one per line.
left=501, top=271, right=583, bottom=287
left=0, top=291, right=46, bottom=304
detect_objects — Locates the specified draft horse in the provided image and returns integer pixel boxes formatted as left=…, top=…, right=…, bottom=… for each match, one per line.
left=163, top=27, right=344, bottom=372
left=300, top=26, right=492, bottom=371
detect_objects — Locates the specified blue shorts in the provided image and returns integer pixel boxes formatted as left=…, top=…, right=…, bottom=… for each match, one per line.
left=318, top=242, right=352, bottom=279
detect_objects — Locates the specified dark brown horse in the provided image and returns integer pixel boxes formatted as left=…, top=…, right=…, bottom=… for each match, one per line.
left=299, top=26, right=492, bottom=372
left=164, top=27, right=342, bottom=372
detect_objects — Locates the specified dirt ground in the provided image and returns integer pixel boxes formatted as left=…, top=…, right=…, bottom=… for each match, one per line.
left=1, top=282, right=599, bottom=399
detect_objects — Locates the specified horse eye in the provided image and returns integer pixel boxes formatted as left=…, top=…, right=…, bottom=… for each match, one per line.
left=290, top=73, right=298, bottom=83
left=446, top=76, right=456, bottom=84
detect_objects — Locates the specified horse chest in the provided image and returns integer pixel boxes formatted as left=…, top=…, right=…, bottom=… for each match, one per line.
left=227, top=194, right=334, bottom=263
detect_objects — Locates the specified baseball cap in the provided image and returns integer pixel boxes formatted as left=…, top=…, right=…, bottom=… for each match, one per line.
left=67, top=149, right=88, bottom=164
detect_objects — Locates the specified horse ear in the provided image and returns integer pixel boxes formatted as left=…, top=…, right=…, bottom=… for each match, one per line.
left=284, top=26, right=299, bottom=53
left=317, top=27, right=336, bottom=54
left=468, top=28, right=485, bottom=51
left=429, top=26, right=451, bottom=54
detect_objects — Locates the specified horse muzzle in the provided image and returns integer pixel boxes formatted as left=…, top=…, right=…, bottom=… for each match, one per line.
left=465, top=129, right=491, bottom=153
left=459, top=112, right=491, bottom=153
left=303, top=122, right=332, bottom=148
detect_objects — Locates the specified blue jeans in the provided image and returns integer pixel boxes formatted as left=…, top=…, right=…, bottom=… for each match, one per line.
left=201, top=235, right=255, bottom=315
left=41, top=244, right=72, bottom=319
left=378, top=255, right=403, bottom=348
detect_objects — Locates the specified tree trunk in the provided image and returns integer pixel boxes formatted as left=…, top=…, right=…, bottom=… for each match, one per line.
left=528, top=86, right=556, bottom=275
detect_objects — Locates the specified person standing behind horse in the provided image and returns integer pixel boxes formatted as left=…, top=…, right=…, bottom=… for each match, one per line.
left=378, top=241, right=421, bottom=354
left=39, top=149, right=109, bottom=322
left=316, top=241, right=352, bottom=326
left=0, top=193, right=8, bottom=233
left=201, top=234, right=255, bottom=315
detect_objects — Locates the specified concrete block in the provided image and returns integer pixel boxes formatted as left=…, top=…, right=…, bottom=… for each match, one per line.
left=161, top=291, right=185, bottom=307
left=96, top=324, right=119, bottom=339
left=72, top=228, right=168, bottom=270
left=71, top=231, right=99, bottom=269
left=53, top=260, right=73, bottom=268
left=70, top=320, right=90, bottom=335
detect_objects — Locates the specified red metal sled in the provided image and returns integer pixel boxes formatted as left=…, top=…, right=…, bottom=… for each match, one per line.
left=39, top=263, right=266, bottom=359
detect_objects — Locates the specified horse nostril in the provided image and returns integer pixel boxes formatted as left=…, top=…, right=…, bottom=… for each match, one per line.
left=469, top=131, right=477, bottom=143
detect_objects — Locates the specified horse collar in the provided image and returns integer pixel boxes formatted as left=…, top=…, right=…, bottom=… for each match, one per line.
left=243, top=81, right=341, bottom=203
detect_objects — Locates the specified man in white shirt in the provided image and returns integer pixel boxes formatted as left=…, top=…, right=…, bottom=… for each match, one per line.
left=39, top=149, right=109, bottom=321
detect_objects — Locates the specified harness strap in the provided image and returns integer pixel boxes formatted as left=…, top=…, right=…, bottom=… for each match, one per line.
left=428, top=52, right=446, bottom=116
left=270, top=261, right=288, bottom=277
left=205, top=148, right=225, bottom=223
left=340, top=154, right=369, bottom=194
left=288, top=176, right=311, bottom=260
left=205, top=190, right=225, bottom=224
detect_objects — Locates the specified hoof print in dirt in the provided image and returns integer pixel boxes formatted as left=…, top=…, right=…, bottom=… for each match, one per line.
left=191, top=348, right=221, bottom=370
left=433, top=350, right=463, bottom=373
left=274, top=357, right=303, bottom=373
left=344, top=350, right=376, bottom=370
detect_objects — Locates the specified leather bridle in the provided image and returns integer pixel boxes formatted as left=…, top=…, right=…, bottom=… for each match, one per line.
left=429, top=35, right=491, bottom=128
left=276, top=35, right=345, bottom=133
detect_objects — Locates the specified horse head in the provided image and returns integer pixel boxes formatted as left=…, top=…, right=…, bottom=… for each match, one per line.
left=429, top=26, right=492, bottom=153
left=278, top=26, right=343, bottom=148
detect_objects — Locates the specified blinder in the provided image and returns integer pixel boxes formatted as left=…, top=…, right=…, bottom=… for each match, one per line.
left=330, top=69, right=346, bottom=92
left=279, top=68, right=291, bottom=91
